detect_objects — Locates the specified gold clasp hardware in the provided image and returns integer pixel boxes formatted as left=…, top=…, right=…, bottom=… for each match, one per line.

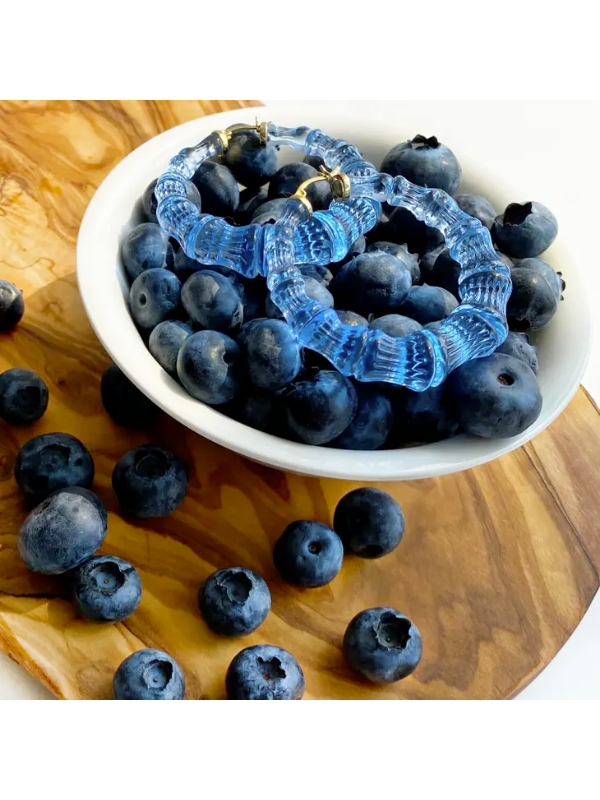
left=213, top=118, right=269, bottom=152
left=291, top=165, right=351, bottom=214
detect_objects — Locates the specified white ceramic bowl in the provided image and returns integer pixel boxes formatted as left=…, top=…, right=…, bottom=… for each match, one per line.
left=76, top=103, right=591, bottom=481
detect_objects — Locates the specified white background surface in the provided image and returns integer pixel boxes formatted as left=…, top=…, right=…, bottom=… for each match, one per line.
left=1, top=100, right=599, bottom=700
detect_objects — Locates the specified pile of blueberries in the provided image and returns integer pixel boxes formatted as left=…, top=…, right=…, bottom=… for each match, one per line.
left=119, top=130, right=564, bottom=447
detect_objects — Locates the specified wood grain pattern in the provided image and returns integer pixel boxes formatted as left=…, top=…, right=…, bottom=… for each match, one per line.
left=0, top=100, right=598, bottom=699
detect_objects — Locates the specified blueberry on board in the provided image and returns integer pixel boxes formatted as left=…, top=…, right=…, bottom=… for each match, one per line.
left=280, top=371, right=358, bottom=446
left=507, top=267, right=558, bottom=331
left=454, top=193, right=496, bottom=230
left=334, top=488, right=405, bottom=559
left=113, top=648, right=185, bottom=700
left=226, top=644, right=305, bottom=700
left=0, top=368, right=48, bottom=425
left=268, top=163, right=332, bottom=211
left=18, top=490, right=106, bottom=575
left=149, top=320, right=192, bottom=377
left=333, top=252, right=412, bottom=316
left=225, top=386, right=279, bottom=434
left=112, top=444, right=188, bottom=518
left=181, top=270, right=243, bottom=335
left=367, top=242, right=420, bottom=284
left=386, top=207, right=444, bottom=257
left=199, top=567, right=271, bottom=636
left=446, top=352, right=542, bottom=438
left=369, top=314, right=423, bottom=338
left=381, top=134, right=462, bottom=195
left=329, top=385, right=393, bottom=451
left=14, top=432, right=94, bottom=506
left=428, top=248, right=461, bottom=297
left=514, top=257, right=564, bottom=302
left=121, top=223, right=175, bottom=283
left=0, top=279, right=25, bottom=331
left=299, top=264, right=334, bottom=287
left=101, top=363, right=160, bottom=429
left=72, top=555, right=142, bottom=622
left=250, top=198, right=289, bottom=225
left=399, top=284, right=459, bottom=324
left=235, top=187, right=269, bottom=225
left=492, top=201, right=558, bottom=258
left=273, top=520, right=343, bottom=588
left=343, top=607, right=422, bottom=684
left=52, top=486, right=107, bottom=530
left=141, top=178, right=201, bottom=225
left=177, top=330, right=242, bottom=405
left=266, top=276, right=334, bottom=319
left=224, top=131, right=278, bottom=189
left=191, top=161, right=240, bottom=217
left=238, top=318, right=301, bottom=392
left=496, top=331, right=539, bottom=375
left=336, top=310, right=369, bottom=327
left=130, top=268, right=182, bottom=330
left=391, top=385, right=459, bottom=444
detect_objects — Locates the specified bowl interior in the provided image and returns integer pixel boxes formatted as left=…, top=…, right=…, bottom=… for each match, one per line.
left=76, top=103, right=591, bottom=481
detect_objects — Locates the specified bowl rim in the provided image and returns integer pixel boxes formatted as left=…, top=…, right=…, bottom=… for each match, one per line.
left=76, top=102, right=592, bottom=481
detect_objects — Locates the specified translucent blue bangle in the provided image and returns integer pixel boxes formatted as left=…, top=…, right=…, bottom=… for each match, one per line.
left=155, top=123, right=511, bottom=390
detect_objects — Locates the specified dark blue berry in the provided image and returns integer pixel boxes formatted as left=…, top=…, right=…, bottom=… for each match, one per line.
left=149, top=320, right=192, bottom=377
left=113, top=649, right=185, bottom=700
left=226, top=387, right=279, bottom=434
left=273, top=520, right=343, bottom=588
left=72, top=555, right=142, bottom=622
left=199, top=567, right=271, bottom=636
left=238, top=318, right=301, bottom=391
left=112, top=444, right=188, bottom=518
left=177, top=330, right=242, bottom=405
left=496, top=331, right=539, bottom=374
left=191, top=162, right=239, bottom=217
left=507, top=267, right=558, bottom=331
left=336, top=310, right=369, bottom=327
left=226, top=644, right=305, bottom=700
left=224, top=131, right=278, bottom=189
left=330, top=385, right=393, bottom=451
left=266, top=276, right=334, bottom=319
left=391, top=385, right=459, bottom=444
left=268, top=163, right=331, bottom=210
left=367, top=242, right=420, bottom=284
left=250, top=198, right=289, bottom=225
left=344, top=608, right=422, bottom=684
left=15, top=432, right=94, bottom=505
left=0, top=368, right=48, bottom=425
left=386, top=207, right=444, bottom=257
left=52, top=486, right=107, bottom=530
left=280, top=371, right=358, bottom=445
left=399, top=284, right=458, bottom=324
left=428, top=249, right=461, bottom=297
left=0, top=279, right=24, bottom=331
left=514, top=257, right=564, bottom=302
left=455, top=193, right=496, bottom=229
left=141, top=178, right=201, bottom=225
left=18, top=490, right=106, bottom=574
left=492, top=201, right=558, bottom=258
left=334, top=488, right=405, bottom=559
left=334, top=252, right=412, bottom=316
left=419, top=244, right=446, bottom=283
left=446, top=353, right=542, bottom=438
left=121, top=223, right=175, bottom=283
left=130, top=268, right=181, bottom=330
left=381, top=134, right=461, bottom=195
left=181, top=270, right=243, bottom=335
left=370, top=314, right=422, bottom=337
left=235, top=187, right=269, bottom=225
left=101, top=363, right=160, bottom=428
left=303, top=154, right=324, bottom=170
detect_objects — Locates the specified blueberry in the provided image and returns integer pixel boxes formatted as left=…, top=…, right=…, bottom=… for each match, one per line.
left=101, top=363, right=160, bottom=428
left=336, top=310, right=369, bottom=327
left=148, top=320, right=192, bottom=377
left=238, top=318, right=301, bottom=392
left=446, top=353, right=542, bottom=438
left=112, top=444, right=188, bottom=518
left=381, top=134, right=461, bottom=195
left=226, top=387, right=279, bottom=434
left=273, top=520, right=343, bottom=588
left=266, top=276, right=334, bottom=319
left=419, top=243, right=446, bottom=283
left=303, top=154, right=324, bottom=170
left=454, top=193, right=496, bottom=229
left=399, top=284, right=459, bottom=324
left=199, top=567, right=270, bottom=636
left=367, top=242, right=420, bottom=284
left=18, top=490, right=106, bottom=574
left=334, top=252, right=412, bottom=316
left=492, top=201, right=558, bottom=258
left=344, top=608, right=422, bottom=684
left=177, top=330, right=242, bottom=405
left=181, top=270, right=243, bottom=335
left=496, top=331, right=539, bottom=375
left=391, top=385, right=459, bottom=444
left=299, top=264, right=334, bottom=287
left=369, top=314, right=422, bottom=338
left=113, top=648, right=185, bottom=700
left=191, top=162, right=239, bottom=217
left=224, top=131, right=278, bottom=189
left=250, top=198, right=289, bottom=225
left=226, top=644, right=305, bottom=700
left=72, top=555, right=142, bottom=622
left=507, top=267, right=558, bottom=331
left=0, top=279, right=24, bottom=331
left=514, top=257, right=564, bottom=302
left=235, top=187, right=269, bottom=225
left=121, top=223, right=175, bottom=283
left=15, top=433, right=94, bottom=505
left=0, top=368, right=48, bottom=425
left=141, top=178, right=201, bottom=225
left=52, top=486, right=107, bottom=530
left=334, top=488, right=405, bottom=559
left=130, top=268, right=181, bottom=330
left=329, top=385, right=393, bottom=451
left=268, top=163, right=331, bottom=211
left=280, top=371, right=358, bottom=445
left=386, top=207, right=444, bottom=257
left=428, top=249, right=461, bottom=296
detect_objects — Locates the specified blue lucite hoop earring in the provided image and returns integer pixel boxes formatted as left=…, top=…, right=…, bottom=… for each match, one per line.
left=155, top=122, right=511, bottom=390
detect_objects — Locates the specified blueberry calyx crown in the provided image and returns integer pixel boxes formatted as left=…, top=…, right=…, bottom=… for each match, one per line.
left=411, top=134, right=440, bottom=149
left=375, top=612, right=412, bottom=650
left=504, top=202, right=533, bottom=226
left=258, top=656, right=286, bottom=681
